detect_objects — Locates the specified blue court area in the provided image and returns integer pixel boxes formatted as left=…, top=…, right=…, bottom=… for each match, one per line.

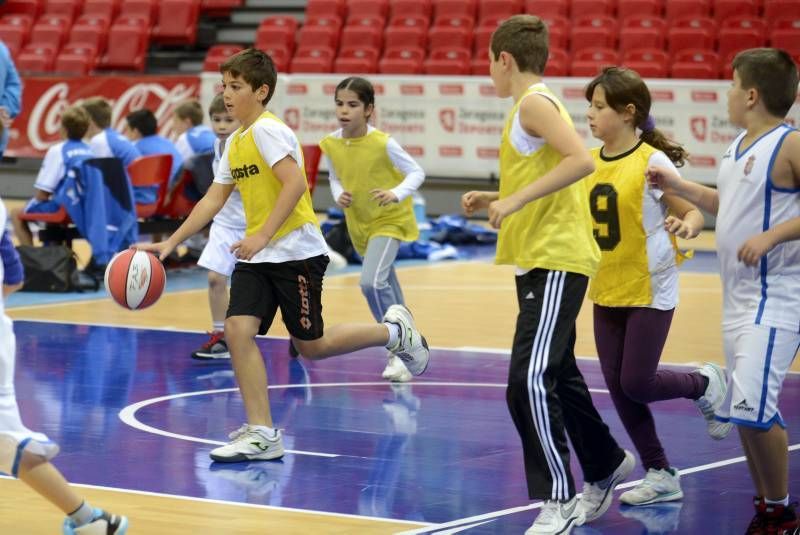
left=11, top=320, right=799, bottom=534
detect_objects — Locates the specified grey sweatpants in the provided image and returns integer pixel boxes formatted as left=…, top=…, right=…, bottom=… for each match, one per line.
left=360, top=236, right=405, bottom=322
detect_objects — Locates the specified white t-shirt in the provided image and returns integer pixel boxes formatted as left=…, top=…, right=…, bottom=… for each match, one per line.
left=211, top=136, right=245, bottom=230
left=214, top=118, right=328, bottom=263
left=33, top=141, right=68, bottom=193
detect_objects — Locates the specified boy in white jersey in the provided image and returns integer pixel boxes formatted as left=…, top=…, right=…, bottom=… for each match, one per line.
left=462, top=16, right=633, bottom=535
left=138, top=48, right=429, bottom=463
left=190, top=93, right=241, bottom=360
left=648, top=48, right=800, bottom=534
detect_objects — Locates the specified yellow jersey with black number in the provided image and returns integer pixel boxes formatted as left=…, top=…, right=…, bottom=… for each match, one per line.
left=227, top=111, right=318, bottom=239
left=319, top=128, right=418, bottom=255
left=495, top=84, right=600, bottom=277
left=588, top=142, right=686, bottom=307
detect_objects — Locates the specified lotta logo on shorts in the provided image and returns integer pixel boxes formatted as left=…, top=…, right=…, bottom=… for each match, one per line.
left=297, top=275, right=312, bottom=330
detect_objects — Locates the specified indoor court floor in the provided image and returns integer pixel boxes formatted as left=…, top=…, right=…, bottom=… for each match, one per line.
left=1, top=232, right=798, bottom=534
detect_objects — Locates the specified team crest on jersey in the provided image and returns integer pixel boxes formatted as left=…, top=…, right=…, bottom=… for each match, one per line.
left=231, top=163, right=261, bottom=181
left=744, top=155, right=756, bottom=176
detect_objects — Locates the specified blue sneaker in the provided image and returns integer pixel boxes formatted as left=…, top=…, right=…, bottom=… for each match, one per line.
left=63, top=508, right=128, bottom=534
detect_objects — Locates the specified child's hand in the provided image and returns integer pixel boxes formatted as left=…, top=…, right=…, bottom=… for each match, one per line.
left=646, top=165, right=683, bottom=195
left=230, top=234, right=269, bottom=261
left=3, top=282, right=23, bottom=297
left=134, top=241, right=174, bottom=262
left=370, top=189, right=398, bottom=206
left=738, top=232, right=776, bottom=267
left=337, top=192, right=352, bottom=208
left=461, top=191, right=492, bottom=216
left=664, top=215, right=701, bottom=239
left=488, top=196, right=522, bottom=229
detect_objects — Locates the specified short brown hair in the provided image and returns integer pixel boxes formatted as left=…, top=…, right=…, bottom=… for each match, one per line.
left=220, top=48, right=277, bottom=106
left=81, top=97, right=112, bottom=128
left=174, top=100, right=204, bottom=126
left=61, top=105, right=90, bottom=140
left=490, top=15, right=549, bottom=75
left=208, top=93, right=227, bottom=117
left=732, top=48, right=799, bottom=118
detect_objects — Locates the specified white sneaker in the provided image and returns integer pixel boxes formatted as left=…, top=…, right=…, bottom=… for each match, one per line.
left=581, top=449, right=636, bottom=522
left=525, top=496, right=584, bottom=535
left=620, top=467, right=684, bottom=505
left=63, top=509, right=128, bottom=535
left=209, top=424, right=285, bottom=463
left=383, top=304, right=429, bottom=376
left=382, top=354, right=413, bottom=382
left=695, top=363, right=733, bottom=440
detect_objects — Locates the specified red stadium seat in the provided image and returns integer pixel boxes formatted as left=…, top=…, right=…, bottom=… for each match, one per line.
left=346, top=14, right=385, bottom=28
left=378, top=46, right=424, bottom=73
left=128, top=154, right=173, bottom=219
left=718, top=22, right=765, bottom=59
left=570, top=0, right=615, bottom=17
left=470, top=56, right=488, bottom=74
left=712, top=0, right=758, bottom=20
left=153, top=0, right=200, bottom=45
left=297, top=23, right=340, bottom=49
left=340, top=25, right=382, bottom=50
left=68, top=15, right=110, bottom=53
left=433, top=0, right=477, bottom=24
left=544, top=47, right=569, bottom=75
left=44, top=0, right=80, bottom=22
left=619, top=16, right=666, bottom=52
left=570, top=47, right=619, bottom=76
left=258, top=15, right=299, bottom=33
left=524, top=0, right=569, bottom=17
left=30, top=14, right=71, bottom=51
left=0, top=16, right=32, bottom=56
left=622, top=47, right=669, bottom=77
left=389, top=0, right=432, bottom=19
left=201, top=0, right=243, bottom=18
left=764, top=0, right=800, bottom=20
left=617, top=0, right=663, bottom=18
left=2, top=0, right=42, bottom=19
left=55, top=43, right=98, bottom=74
left=254, top=24, right=294, bottom=51
left=668, top=17, right=717, bottom=55
left=429, top=24, right=472, bottom=52
left=305, top=0, right=346, bottom=19
left=388, top=14, right=429, bottom=28
left=384, top=25, right=427, bottom=49
left=671, top=48, right=720, bottom=79
left=290, top=46, right=334, bottom=73
left=83, top=0, right=119, bottom=22
left=478, top=0, right=522, bottom=24
left=334, top=47, right=379, bottom=73
left=98, top=22, right=148, bottom=70
left=118, top=0, right=157, bottom=25
left=539, top=15, right=569, bottom=48
left=202, top=43, right=243, bottom=71
left=16, top=43, right=56, bottom=72
left=570, top=15, right=618, bottom=52
left=261, top=43, right=291, bottom=71
left=771, top=23, right=800, bottom=54
left=423, top=46, right=470, bottom=74
left=665, top=0, right=711, bottom=23
left=474, top=24, right=496, bottom=56
left=346, top=0, right=389, bottom=21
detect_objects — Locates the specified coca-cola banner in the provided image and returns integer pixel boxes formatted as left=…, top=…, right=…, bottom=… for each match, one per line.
left=8, top=75, right=200, bottom=157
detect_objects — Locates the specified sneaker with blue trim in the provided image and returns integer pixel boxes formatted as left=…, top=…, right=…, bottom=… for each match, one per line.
left=619, top=467, right=684, bottom=505
left=383, top=305, right=429, bottom=376
left=63, top=509, right=128, bottom=535
left=695, top=363, right=733, bottom=440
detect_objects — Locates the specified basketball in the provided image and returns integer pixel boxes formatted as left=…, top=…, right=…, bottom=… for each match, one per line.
left=104, top=249, right=166, bottom=310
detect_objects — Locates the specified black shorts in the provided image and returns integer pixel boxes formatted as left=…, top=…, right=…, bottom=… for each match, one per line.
left=227, top=255, right=329, bottom=340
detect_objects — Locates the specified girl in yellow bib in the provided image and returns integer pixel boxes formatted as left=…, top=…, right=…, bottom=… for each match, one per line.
left=585, top=67, right=730, bottom=507
left=320, top=77, right=425, bottom=383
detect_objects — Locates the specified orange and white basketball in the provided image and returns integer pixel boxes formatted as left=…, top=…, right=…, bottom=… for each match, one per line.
left=104, top=249, right=166, bottom=310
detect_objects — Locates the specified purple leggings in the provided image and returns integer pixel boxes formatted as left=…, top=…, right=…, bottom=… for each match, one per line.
left=593, top=305, right=706, bottom=470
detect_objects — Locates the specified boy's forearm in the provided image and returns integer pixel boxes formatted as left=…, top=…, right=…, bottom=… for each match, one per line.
left=515, top=155, right=594, bottom=205
left=766, top=216, right=800, bottom=247
left=676, top=181, right=719, bottom=216
left=253, top=177, right=307, bottom=242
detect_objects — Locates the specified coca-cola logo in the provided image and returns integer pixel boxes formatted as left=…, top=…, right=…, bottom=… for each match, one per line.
left=28, top=82, right=197, bottom=151
left=284, top=108, right=300, bottom=130
left=690, top=117, right=707, bottom=142
left=439, top=108, right=455, bottom=132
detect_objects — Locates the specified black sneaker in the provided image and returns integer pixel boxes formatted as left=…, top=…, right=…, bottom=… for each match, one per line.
left=746, top=496, right=767, bottom=534
left=191, top=331, right=230, bottom=360
left=762, top=501, right=799, bottom=535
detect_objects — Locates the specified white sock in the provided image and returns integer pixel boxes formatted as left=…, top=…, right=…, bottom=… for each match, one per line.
left=212, top=321, right=224, bottom=333
left=69, top=501, right=95, bottom=527
left=765, top=496, right=789, bottom=506
left=384, top=322, right=400, bottom=349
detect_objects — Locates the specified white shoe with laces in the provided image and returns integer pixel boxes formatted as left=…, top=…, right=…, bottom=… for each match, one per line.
left=209, top=424, right=284, bottom=463
left=525, top=496, right=584, bottom=535
left=620, top=467, right=684, bottom=505
left=383, top=304, right=429, bottom=376
left=694, top=363, right=733, bottom=440
left=382, top=354, right=413, bottom=382
left=581, top=449, right=636, bottom=522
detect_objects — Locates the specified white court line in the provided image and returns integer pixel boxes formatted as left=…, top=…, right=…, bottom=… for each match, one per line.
left=0, top=474, right=430, bottom=527
left=396, top=444, right=800, bottom=534
left=119, top=382, right=612, bottom=458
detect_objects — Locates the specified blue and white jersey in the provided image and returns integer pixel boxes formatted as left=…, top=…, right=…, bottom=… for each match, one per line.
left=715, top=124, right=800, bottom=332
left=90, top=128, right=141, bottom=169
left=176, top=124, right=215, bottom=161
left=211, top=136, right=245, bottom=230
left=33, top=139, right=93, bottom=193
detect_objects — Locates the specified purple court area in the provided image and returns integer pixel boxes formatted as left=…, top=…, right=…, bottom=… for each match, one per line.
left=11, top=320, right=800, bottom=534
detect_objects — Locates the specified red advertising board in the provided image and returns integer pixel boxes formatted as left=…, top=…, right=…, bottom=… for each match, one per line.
left=7, top=75, right=200, bottom=158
